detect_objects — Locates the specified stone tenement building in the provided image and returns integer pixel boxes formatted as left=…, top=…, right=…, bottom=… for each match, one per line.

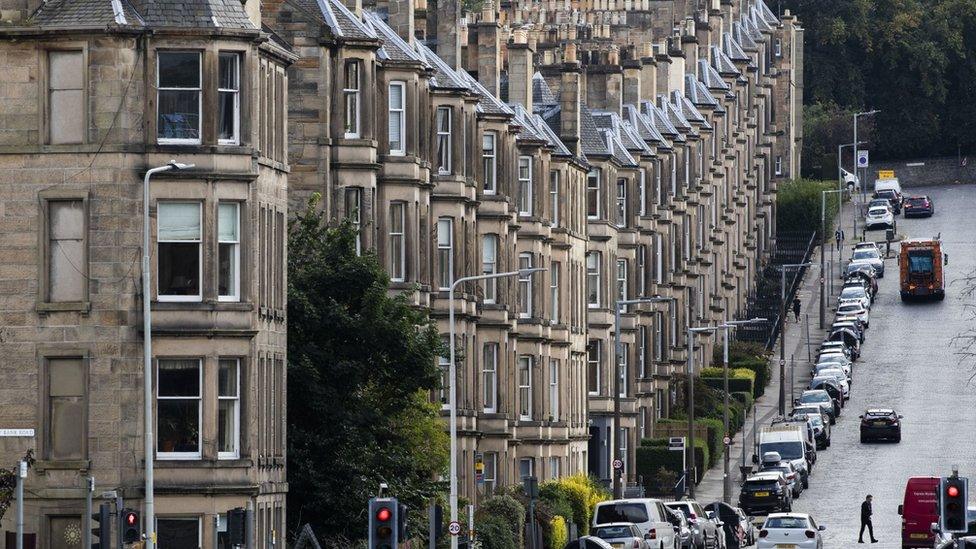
left=263, top=0, right=802, bottom=499
left=0, top=0, right=293, bottom=547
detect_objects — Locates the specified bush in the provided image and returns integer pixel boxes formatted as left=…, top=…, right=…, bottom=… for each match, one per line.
left=732, top=390, right=754, bottom=411
left=640, top=437, right=669, bottom=447
left=714, top=340, right=768, bottom=364
left=776, top=179, right=841, bottom=236
left=541, top=474, right=609, bottom=535
left=701, top=376, right=754, bottom=395
left=735, top=357, right=771, bottom=397
left=635, top=439, right=709, bottom=491
left=478, top=495, right=525, bottom=546
left=549, top=516, right=568, bottom=549
left=477, top=513, right=518, bottom=549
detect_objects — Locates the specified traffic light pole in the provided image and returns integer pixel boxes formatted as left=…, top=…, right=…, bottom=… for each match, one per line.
left=85, top=477, right=94, bottom=549
left=15, top=460, right=24, bottom=549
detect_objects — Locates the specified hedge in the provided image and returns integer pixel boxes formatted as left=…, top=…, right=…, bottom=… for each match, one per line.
left=701, top=376, right=754, bottom=395
left=636, top=439, right=708, bottom=490
left=734, top=357, right=771, bottom=397
left=478, top=495, right=525, bottom=546
left=538, top=474, right=608, bottom=535
left=477, top=513, right=519, bottom=549
left=652, top=419, right=714, bottom=468
left=732, top=390, right=754, bottom=411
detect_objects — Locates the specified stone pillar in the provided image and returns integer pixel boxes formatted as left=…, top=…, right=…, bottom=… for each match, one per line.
left=622, top=60, right=642, bottom=106
left=586, top=63, right=623, bottom=114
left=437, top=0, right=462, bottom=68
left=477, top=3, right=501, bottom=96
left=681, top=19, right=698, bottom=74
left=655, top=48, right=672, bottom=97
left=640, top=45, right=658, bottom=104
left=508, top=30, right=535, bottom=110
left=560, top=45, right=582, bottom=156
left=387, top=0, right=415, bottom=43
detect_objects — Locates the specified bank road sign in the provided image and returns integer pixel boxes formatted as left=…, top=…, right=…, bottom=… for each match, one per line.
left=857, top=150, right=869, bottom=168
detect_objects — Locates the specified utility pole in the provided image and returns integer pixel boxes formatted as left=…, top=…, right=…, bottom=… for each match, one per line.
left=778, top=263, right=811, bottom=415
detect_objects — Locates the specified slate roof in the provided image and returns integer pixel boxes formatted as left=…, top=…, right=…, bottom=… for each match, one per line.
left=711, top=45, right=740, bottom=76
left=699, top=58, right=730, bottom=91
left=456, top=69, right=514, bottom=116
left=513, top=104, right=549, bottom=143
left=603, top=129, right=638, bottom=167
left=416, top=42, right=470, bottom=90
left=130, top=0, right=255, bottom=28
left=591, top=110, right=652, bottom=156
left=363, top=10, right=424, bottom=63
left=31, top=0, right=143, bottom=27
left=723, top=32, right=751, bottom=62
left=659, top=94, right=693, bottom=132
left=732, top=21, right=758, bottom=50
left=622, top=104, right=668, bottom=147
left=750, top=5, right=773, bottom=33
left=757, top=0, right=780, bottom=26
left=672, top=90, right=710, bottom=129
left=580, top=107, right=611, bottom=158
left=640, top=100, right=682, bottom=142
left=294, top=0, right=377, bottom=40
left=684, top=74, right=719, bottom=110
left=533, top=73, right=558, bottom=106
left=533, top=113, right=572, bottom=157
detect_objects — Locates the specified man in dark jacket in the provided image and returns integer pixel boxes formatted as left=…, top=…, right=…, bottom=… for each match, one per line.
left=859, top=494, right=878, bottom=543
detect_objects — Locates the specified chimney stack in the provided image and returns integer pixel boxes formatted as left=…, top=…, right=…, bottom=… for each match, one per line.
left=435, top=0, right=462, bottom=68
left=508, top=29, right=535, bottom=111
left=560, top=50, right=582, bottom=155
left=476, top=1, right=501, bottom=96
left=386, top=0, right=415, bottom=44
left=623, top=60, right=642, bottom=106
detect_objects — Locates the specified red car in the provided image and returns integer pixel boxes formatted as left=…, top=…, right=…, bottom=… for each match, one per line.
left=898, top=476, right=939, bottom=548
left=903, top=195, right=934, bottom=217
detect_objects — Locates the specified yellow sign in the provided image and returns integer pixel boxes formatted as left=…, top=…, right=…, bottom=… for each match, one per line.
left=878, top=170, right=895, bottom=179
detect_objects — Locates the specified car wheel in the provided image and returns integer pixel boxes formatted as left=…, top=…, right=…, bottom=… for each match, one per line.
left=860, top=433, right=867, bottom=443
left=826, top=437, right=831, bottom=447
left=895, top=435, right=901, bottom=443
left=830, top=416, right=836, bottom=425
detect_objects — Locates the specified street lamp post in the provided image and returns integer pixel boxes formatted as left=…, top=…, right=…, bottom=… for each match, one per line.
left=777, top=262, right=812, bottom=416
left=613, top=296, right=675, bottom=499
left=837, top=140, right=867, bottom=276
left=820, top=189, right=844, bottom=329
left=853, top=110, right=880, bottom=201
left=142, top=160, right=194, bottom=549
left=448, top=267, right=544, bottom=549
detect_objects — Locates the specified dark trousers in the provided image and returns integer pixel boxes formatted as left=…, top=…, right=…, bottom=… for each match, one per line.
left=859, top=519, right=875, bottom=541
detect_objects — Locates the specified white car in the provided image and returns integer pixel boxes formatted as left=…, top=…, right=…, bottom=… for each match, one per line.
left=757, top=513, right=825, bottom=549
left=865, top=205, right=894, bottom=230
left=838, top=286, right=871, bottom=310
left=853, top=241, right=880, bottom=253
left=837, top=302, right=870, bottom=327
left=592, top=499, right=679, bottom=549
left=848, top=247, right=885, bottom=277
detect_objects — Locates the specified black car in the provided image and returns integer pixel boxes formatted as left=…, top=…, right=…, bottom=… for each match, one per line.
left=739, top=473, right=792, bottom=516
left=873, top=189, right=902, bottom=213
left=903, top=195, right=934, bottom=217
left=860, top=408, right=903, bottom=442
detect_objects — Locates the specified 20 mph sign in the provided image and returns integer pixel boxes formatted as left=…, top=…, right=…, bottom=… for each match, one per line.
left=448, top=521, right=462, bottom=536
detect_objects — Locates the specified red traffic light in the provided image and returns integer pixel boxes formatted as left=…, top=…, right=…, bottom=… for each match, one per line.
left=125, top=512, right=137, bottom=525
left=948, top=485, right=960, bottom=498
left=376, top=507, right=392, bottom=522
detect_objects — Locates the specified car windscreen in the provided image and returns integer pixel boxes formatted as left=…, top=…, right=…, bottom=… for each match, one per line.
left=743, top=480, right=778, bottom=490
left=853, top=250, right=878, bottom=260
left=807, top=414, right=824, bottom=427
left=800, top=392, right=830, bottom=404
left=765, top=516, right=809, bottom=529
left=908, top=251, right=934, bottom=274
left=593, top=526, right=634, bottom=539
left=596, top=504, right=649, bottom=525
left=760, top=441, right=804, bottom=460
left=840, top=287, right=865, bottom=298
left=838, top=304, right=863, bottom=313
left=665, top=503, right=692, bottom=516
left=865, top=410, right=896, bottom=419
left=868, top=207, right=888, bottom=216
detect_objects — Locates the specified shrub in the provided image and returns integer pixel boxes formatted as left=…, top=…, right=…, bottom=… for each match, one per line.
left=776, top=179, right=841, bottom=236
left=477, top=513, right=518, bottom=549
left=542, top=474, right=609, bottom=535
left=640, top=437, right=669, bottom=447
left=735, top=357, right=771, bottom=397
left=701, top=376, right=754, bottom=395
left=549, top=516, right=568, bottom=549
left=635, top=439, right=708, bottom=490
left=714, top=340, right=768, bottom=364
left=478, top=495, right=525, bottom=546
left=732, top=390, right=754, bottom=411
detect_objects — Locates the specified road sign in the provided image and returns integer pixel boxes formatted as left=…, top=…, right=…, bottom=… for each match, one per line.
left=448, top=521, right=462, bottom=536
left=668, top=437, right=686, bottom=451
left=612, top=459, right=623, bottom=470
left=857, top=150, right=869, bottom=168
left=0, top=429, right=34, bottom=437
left=878, top=169, right=895, bottom=179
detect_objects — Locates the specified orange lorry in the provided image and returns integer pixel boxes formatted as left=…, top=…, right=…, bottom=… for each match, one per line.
left=898, top=238, right=946, bottom=301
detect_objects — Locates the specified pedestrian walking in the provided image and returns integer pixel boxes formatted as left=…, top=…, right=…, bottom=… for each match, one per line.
left=792, top=297, right=801, bottom=322
left=859, top=494, right=878, bottom=543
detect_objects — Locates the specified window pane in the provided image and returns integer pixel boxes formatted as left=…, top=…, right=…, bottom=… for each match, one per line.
left=218, top=91, right=236, bottom=141
left=159, top=90, right=200, bottom=140
left=218, top=400, right=236, bottom=454
left=218, top=203, right=239, bottom=241
left=389, top=83, right=403, bottom=109
left=159, top=242, right=200, bottom=296
left=218, top=359, right=238, bottom=397
left=157, top=400, right=199, bottom=453
left=158, top=52, right=200, bottom=88
left=158, top=518, right=200, bottom=549
left=218, top=53, right=238, bottom=89
left=158, top=360, right=200, bottom=397
left=159, top=203, right=201, bottom=240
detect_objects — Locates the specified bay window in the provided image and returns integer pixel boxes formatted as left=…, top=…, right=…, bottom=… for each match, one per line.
left=217, top=53, right=240, bottom=144
left=157, top=202, right=202, bottom=301
left=482, top=132, right=497, bottom=193
left=482, top=343, right=498, bottom=413
left=157, top=359, right=202, bottom=458
left=389, top=202, right=405, bottom=281
left=550, top=170, right=560, bottom=227
left=518, top=156, right=533, bottom=216
left=587, top=252, right=601, bottom=308
left=343, top=60, right=361, bottom=138
left=217, top=202, right=240, bottom=301
left=388, top=81, right=406, bottom=155
left=481, top=234, right=497, bottom=303
left=588, top=340, right=601, bottom=395
left=518, top=253, right=533, bottom=318
left=518, top=355, right=532, bottom=420
left=587, top=169, right=601, bottom=219
left=437, top=218, right=453, bottom=290
left=157, top=51, right=201, bottom=144
left=436, top=106, right=452, bottom=174
left=217, top=358, right=240, bottom=459
left=616, top=258, right=627, bottom=302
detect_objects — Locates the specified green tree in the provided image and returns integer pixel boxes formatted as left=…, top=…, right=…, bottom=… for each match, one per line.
left=286, top=197, right=448, bottom=541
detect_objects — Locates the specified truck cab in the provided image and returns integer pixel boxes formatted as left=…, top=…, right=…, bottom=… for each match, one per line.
left=899, top=238, right=946, bottom=301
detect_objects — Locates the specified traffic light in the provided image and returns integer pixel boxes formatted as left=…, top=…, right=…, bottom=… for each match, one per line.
left=397, top=502, right=408, bottom=541
left=941, top=475, right=969, bottom=533
left=227, top=507, right=246, bottom=546
left=121, top=508, right=141, bottom=543
left=92, top=502, right=112, bottom=549
left=368, top=497, right=399, bottom=549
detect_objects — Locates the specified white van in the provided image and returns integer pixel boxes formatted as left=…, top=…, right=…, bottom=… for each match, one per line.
left=757, top=423, right=811, bottom=488
left=592, top=498, right=678, bottom=549
left=874, top=177, right=902, bottom=195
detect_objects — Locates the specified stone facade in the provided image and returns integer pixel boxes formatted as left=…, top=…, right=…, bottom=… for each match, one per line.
left=0, top=0, right=293, bottom=546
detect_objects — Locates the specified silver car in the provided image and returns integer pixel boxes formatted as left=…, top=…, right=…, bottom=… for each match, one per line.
left=849, top=247, right=885, bottom=277
left=592, top=523, right=655, bottom=549
left=666, top=501, right=722, bottom=549
left=837, top=302, right=870, bottom=328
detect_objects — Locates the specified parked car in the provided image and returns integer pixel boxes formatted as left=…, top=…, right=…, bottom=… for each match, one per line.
left=592, top=523, right=656, bottom=549
left=814, top=362, right=852, bottom=387
left=665, top=501, right=721, bottom=549
left=865, top=205, right=894, bottom=230
left=665, top=507, right=695, bottom=549
left=846, top=262, right=879, bottom=284
left=873, top=189, right=903, bottom=214
left=739, top=472, right=792, bottom=516
left=814, top=355, right=853, bottom=381
left=593, top=499, right=679, bottom=549
left=831, top=319, right=865, bottom=343
left=903, top=195, right=934, bottom=217
left=704, top=502, right=746, bottom=549
left=792, top=410, right=831, bottom=449
left=820, top=340, right=857, bottom=361
left=849, top=247, right=885, bottom=278
left=756, top=513, right=825, bottom=549
left=759, top=458, right=803, bottom=499
left=563, top=537, right=615, bottom=549
left=868, top=197, right=893, bottom=212
left=733, top=507, right=757, bottom=546
left=814, top=369, right=851, bottom=399
left=809, top=376, right=847, bottom=406
left=860, top=408, right=903, bottom=443
left=828, top=326, right=861, bottom=351
left=796, top=389, right=839, bottom=423
left=838, top=285, right=872, bottom=309
left=837, top=301, right=870, bottom=328
left=847, top=270, right=879, bottom=296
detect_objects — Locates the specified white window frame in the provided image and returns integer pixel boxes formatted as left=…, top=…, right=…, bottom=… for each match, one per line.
left=482, top=234, right=497, bottom=303
left=618, top=427, right=628, bottom=475
left=436, top=106, right=452, bottom=174
left=774, top=38, right=783, bottom=57
left=587, top=252, right=601, bottom=308
left=656, top=388, right=664, bottom=419
left=618, top=343, right=628, bottom=397
left=437, top=217, right=453, bottom=291
left=638, top=325, right=647, bottom=378
left=550, top=170, right=560, bottom=228
left=483, top=343, right=498, bottom=413
left=518, top=253, right=533, bottom=318
left=550, top=262, right=560, bottom=324
left=388, top=81, right=406, bottom=155
left=217, top=202, right=240, bottom=302
left=483, top=452, right=498, bottom=492
left=482, top=132, right=497, bottom=194
left=588, top=340, right=601, bottom=395
left=157, top=51, right=202, bottom=145
left=518, top=156, right=533, bottom=216
left=343, top=60, right=361, bottom=138
left=344, top=187, right=362, bottom=255
left=775, top=155, right=783, bottom=175
left=549, top=358, right=559, bottom=421
left=439, top=340, right=450, bottom=410
left=217, top=358, right=241, bottom=459
left=518, top=355, right=533, bottom=420
left=616, top=258, right=628, bottom=303
left=587, top=169, right=601, bottom=219
left=389, top=202, right=406, bottom=282
left=639, top=169, right=647, bottom=216
left=616, top=178, right=627, bottom=227
left=637, top=245, right=647, bottom=297
left=217, top=52, right=240, bottom=145
left=157, top=202, right=203, bottom=302
left=156, top=358, right=203, bottom=460
left=549, top=456, right=561, bottom=480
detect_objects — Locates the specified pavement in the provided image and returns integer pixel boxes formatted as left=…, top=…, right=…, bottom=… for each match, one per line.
left=694, top=185, right=976, bottom=547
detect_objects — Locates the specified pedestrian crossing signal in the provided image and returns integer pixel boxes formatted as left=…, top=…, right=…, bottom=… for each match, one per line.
left=940, top=476, right=968, bottom=533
